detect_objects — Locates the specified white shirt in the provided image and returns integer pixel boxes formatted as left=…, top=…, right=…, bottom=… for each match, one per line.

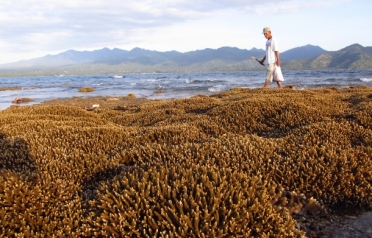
left=266, top=37, right=279, bottom=64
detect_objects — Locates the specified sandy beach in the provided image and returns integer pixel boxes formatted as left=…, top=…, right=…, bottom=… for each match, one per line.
left=1, top=86, right=371, bottom=237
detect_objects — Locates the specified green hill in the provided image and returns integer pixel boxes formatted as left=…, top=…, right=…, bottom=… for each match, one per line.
left=283, top=44, right=372, bottom=70
left=0, top=44, right=371, bottom=77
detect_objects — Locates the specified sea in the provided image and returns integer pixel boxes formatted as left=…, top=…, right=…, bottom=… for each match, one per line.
left=1, top=69, right=372, bottom=110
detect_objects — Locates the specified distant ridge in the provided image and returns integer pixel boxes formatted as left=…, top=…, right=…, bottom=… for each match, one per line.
left=281, top=44, right=327, bottom=61
left=0, top=48, right=128, bottom=68
left=283, top=44, right=372, bottom=70
left=0, top=47, right=267, bottom=69
left=0, top=47, right=268, bottom=76
left=0, top=44, right=370, bottom=76
left=0, top=45, right=324, bottom=69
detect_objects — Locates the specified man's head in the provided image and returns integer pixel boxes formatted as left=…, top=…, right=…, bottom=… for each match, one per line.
left=262, top=27, right=272, bottom=39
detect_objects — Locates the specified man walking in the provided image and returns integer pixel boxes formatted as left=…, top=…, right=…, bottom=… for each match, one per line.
left=259, top=27, right=283, bottom=88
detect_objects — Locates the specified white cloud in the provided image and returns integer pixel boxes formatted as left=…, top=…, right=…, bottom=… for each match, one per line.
left=0, top=0, right=370, bottom=63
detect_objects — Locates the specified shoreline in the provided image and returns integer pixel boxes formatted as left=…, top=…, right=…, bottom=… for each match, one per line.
left=1, top=69, right=372, bottom=112
left=2, top=85, right=370, bottom=112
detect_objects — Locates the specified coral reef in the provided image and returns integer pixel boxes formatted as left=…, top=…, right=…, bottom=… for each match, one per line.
left=0, top=87, right=22, bottom=91
left=0, top=87, right=371, bottom=237
left=78, top=87, right=95, bottom=93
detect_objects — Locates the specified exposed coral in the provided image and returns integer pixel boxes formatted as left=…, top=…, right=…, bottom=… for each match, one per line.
left=0, top=87, right=22, bottom=91
left=78, top=87, right=95, bottom=93
left=0, top=87, right=371, bottom=237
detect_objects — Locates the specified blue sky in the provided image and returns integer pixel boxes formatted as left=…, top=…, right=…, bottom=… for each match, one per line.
left=0, top=0, right=370, bottom=64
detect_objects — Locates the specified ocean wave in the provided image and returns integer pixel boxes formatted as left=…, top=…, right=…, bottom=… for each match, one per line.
left=1, top=70, right=372, bottom=110
left=325, top=78, right=338, bottom=82
left=208, top=85, right=227, bottom=92
left=147, top=79, right=161, bottom=82
left=186, top=78, right=222, bottom=84
left=360, top=78, right=372, bottom=82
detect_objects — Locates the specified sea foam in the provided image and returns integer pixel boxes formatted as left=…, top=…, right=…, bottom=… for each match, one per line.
left=361, top=78, right=372, bottom=82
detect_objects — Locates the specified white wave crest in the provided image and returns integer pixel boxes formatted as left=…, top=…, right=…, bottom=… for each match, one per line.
left=208, top=85, right=225, bottom=92
left=361, top=78, right=372, bottom=82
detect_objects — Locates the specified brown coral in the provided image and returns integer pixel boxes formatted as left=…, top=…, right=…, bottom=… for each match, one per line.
left=0, top=87, right=371, bottom=237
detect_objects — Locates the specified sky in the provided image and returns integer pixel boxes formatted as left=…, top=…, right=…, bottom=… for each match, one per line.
left=0, top=0, right=371, bottom=64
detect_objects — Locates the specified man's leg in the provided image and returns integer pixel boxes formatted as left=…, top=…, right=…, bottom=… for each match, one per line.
left=264, top=64, right=274, bottom=88
left=276, top=81, right=283, bottom=88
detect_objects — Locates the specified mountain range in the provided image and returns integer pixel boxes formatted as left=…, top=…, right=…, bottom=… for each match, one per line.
left=0, top=44, right=370, bottom=77
left=284, top=44, right=372, bottom=70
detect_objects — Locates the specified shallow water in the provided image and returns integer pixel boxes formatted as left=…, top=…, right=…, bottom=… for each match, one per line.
left=1, top=69, right=372, bottom=110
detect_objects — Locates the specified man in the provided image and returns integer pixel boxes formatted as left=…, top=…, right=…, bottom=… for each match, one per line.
left=259, top=27, right=283, bottom=88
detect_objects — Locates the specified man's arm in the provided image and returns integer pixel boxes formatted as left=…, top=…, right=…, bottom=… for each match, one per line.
left=259, top=56, right=266, bottom=65
left=275, top=51, right=280, bottom=66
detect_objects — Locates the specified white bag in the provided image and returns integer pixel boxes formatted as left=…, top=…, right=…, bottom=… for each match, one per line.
left=274, top=66, right=284, bottom=82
